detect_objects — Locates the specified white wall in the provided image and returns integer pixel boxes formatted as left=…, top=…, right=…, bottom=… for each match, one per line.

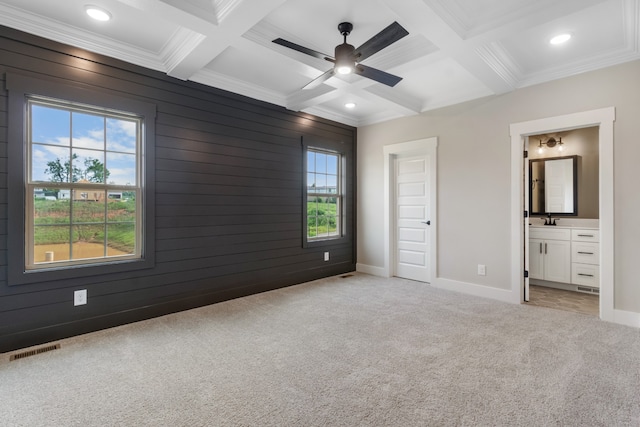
left=357, top=59, right=640, bottom=314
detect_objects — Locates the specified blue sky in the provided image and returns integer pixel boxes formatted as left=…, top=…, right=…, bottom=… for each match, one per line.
left=31, top=104, right=138, bottom=185
left=307, top=151, right=338, bottom=193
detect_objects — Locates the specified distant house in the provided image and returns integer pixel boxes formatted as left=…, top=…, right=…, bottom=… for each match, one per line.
left=73, top=179, right=104, bottom=202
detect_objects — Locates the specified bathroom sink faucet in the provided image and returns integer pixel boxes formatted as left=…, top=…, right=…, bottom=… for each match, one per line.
left=543, top=213, right=558, bottom=226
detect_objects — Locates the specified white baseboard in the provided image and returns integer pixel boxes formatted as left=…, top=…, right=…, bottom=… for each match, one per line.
left=356, top=263, right=387, bottom=277
left=432, top=278, right=515, bottom=304
left=612, top=309, right=640, bottom=328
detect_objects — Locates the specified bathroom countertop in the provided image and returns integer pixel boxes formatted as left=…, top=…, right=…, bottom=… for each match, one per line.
left=528, top=218, right=599, bottom=229
left=529, top=224, right=599, bottom=230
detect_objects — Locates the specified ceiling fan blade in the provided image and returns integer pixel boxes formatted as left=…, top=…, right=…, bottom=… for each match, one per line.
left=355, top=64, right=403, bottom=87
left=272, top=38, right=332, bottom=60
left=354, top=21, right=409, bottom=62
left=303, top=69, right=335, bottom=90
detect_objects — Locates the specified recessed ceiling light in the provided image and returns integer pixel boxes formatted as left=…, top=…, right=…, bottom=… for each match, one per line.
left=85, top=5, right=112, bottom=21
left=345, top=102, right=356, bottom=109
left=550, top=33, right=571, bottom=45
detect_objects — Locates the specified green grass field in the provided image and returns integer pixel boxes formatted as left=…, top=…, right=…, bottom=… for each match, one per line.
left=307, top=198, right=339, bottom=238
left=34, top=198, right=136, bottom=252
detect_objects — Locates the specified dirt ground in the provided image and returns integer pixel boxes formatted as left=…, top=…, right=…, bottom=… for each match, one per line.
left=35, top=242, right=130, bottom=263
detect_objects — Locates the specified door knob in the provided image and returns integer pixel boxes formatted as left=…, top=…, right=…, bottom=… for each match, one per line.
left=421, top=220, right=431, bottom=225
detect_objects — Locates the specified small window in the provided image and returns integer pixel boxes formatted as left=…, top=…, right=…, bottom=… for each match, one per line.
left=25, top=97, right=142, bottom=270
left=306, top=148, right=342, bottom=240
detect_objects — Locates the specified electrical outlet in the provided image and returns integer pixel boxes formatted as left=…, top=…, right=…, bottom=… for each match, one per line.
left=324, top=252, right=329, bottom=261
left=477, top=264, right=486, bottom=276
left=74, top=289, right=87, bottom=306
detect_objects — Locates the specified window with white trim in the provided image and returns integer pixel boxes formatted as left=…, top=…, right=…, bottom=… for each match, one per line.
left=25, top=97, right=142, bottom=269
left=306, top=148, right=342, bottom=240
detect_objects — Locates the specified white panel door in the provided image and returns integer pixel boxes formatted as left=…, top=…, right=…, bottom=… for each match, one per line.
left=395, top=155, right=431, bottom=282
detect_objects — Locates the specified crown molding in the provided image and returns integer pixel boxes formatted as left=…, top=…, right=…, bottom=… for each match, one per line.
left=214, top=0, right=245, bottom=24
left=474, top=42, right=520, bottom=89
left=300, top=105, right=360, bottom=127
left=160, top=27, right=207, bottom=75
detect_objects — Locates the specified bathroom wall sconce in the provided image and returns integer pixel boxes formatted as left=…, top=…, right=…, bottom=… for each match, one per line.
left=537, top=136, right=564, bottom=154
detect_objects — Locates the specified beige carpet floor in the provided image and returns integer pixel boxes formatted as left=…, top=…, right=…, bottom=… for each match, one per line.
left=1, top=273, right=639, bottom=426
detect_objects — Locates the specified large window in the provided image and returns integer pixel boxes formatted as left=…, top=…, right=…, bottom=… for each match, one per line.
left=25, top=97, right=142, bottom=270
left=306, top=148, right=342, bottom=240
left=7, top=73, right=155, bottom=285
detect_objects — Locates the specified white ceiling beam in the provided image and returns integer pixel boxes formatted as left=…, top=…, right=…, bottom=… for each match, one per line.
left=380, top=0, right=515, bottom=93
left=286, top=85, right=343, bottom=112
left=116, top=0, right=288, bottom=80
left=166, top=0, right=289, bottom=80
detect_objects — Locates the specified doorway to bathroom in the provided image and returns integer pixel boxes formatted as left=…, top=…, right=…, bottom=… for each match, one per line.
left=509, top=107, right=615, bottom=322
left=525, top=127, right=600, bottom=316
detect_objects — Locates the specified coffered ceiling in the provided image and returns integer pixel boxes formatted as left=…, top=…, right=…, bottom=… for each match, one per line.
left=1, top=0, right=638, bottom=126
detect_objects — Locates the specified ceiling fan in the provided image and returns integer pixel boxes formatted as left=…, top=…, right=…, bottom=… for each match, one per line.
left=273, top=21, right=409, bottom=90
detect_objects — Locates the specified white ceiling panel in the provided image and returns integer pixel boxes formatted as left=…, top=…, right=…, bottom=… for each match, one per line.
left=398, top=57, right=494, bottom=111
left=205, top=44, right=315, bottom=94
left=0, top=0, right=638, bottom=126
left=500, top=0, right=628, bottom=77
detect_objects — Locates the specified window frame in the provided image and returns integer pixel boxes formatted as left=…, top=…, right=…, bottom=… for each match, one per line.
left=25, top=97, right=143, bottom=270
left=306, top=148, right=342, bottom=241
left=302, top=138, right=350, bottom=248
left=6, top=73, right=156, bottom=286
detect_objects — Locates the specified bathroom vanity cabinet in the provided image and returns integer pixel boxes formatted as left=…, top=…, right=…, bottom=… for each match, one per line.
left=570, top=229, right=600, bottom=288
left=529, top=226, right=600, bottom=291
left=530, top=227, right=571, bottom=283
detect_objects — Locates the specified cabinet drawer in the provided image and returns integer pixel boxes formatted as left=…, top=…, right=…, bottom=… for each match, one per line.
left=571, top=229, right=599, bottom=242
left=530, top=227, right=571, bottom=241
left=571, top=242, right=599, bottom=265
left=572, top=263, right=600, bottom=287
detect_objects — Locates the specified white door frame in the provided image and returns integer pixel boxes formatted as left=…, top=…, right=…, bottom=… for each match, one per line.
left=383, top=137, right=438, bottom=281
left=510, top=107, right=615, bottom=321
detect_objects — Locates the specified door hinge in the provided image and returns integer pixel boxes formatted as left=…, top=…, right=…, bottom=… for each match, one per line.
left=524, top=150, right=528, bottom=158
left=524, top=210, right=529, bottom=218
left=524, top=270, right=529, bottom=278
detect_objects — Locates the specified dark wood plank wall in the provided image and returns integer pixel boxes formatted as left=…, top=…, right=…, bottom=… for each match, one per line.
left=0, top=27, right=356, bottom=353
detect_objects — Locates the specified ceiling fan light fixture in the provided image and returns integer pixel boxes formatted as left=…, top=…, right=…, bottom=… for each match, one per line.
left=85, top=5, right=112, bottom=21
left=336, top=65, right=353, bottom=75
left=272, top=21, right=408, bottom=89
left=334, top=41, right=355, bottom=75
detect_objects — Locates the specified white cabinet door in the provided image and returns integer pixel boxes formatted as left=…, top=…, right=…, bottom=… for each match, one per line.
left=529, top=238, right=544, bottom=280
left=544, top=240, right=571, bottom=283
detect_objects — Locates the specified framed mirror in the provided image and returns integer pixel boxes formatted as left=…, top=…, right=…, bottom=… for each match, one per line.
left=529, top=155, right=578, bottom=215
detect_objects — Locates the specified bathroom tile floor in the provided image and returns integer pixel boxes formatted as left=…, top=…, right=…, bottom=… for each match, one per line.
left=527, top=285, right=599, bottom=316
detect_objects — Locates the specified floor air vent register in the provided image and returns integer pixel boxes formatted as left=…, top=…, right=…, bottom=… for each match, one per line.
left=9, top=343, right=61, bottom=361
